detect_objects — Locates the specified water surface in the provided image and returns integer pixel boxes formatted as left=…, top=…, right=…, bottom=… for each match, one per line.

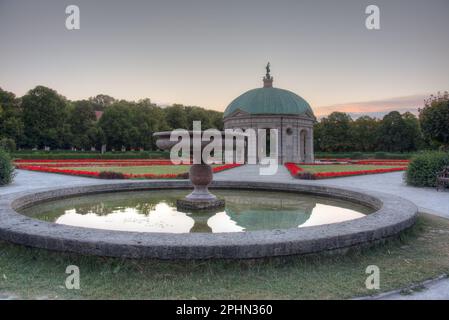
left=20, top=190, right=373, bottom=233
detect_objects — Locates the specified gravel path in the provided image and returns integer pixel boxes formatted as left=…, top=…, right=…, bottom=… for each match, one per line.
left=0, top=169, right=127, bottom=196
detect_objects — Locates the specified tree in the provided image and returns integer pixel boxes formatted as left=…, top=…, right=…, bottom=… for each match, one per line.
left=185, top=106, right=212, bottom=129
left=88, top=94, right=116, bottom=111
left=0, top=87, right=23, bottom=145
left=350, top=116, right=380, bottom=152
left=98, top=102, right=134, bottom=150
left=164, top=104, right=188, bottom=129
left=87, top=126, right=106, bottom=151
left=68, top=100, right=97, bottom=149
left=377, top=111, right=420, bottom=152
left=133, top=100, right=168, bottom=149
left=402, top=112, right=423, bottom=150
left=318, top=112, right=354, bottom=152
left=313, top=121, right=324, bottom=152
left=21, top=86, right=68, bottom=148
left=419, top=91, right=449, bottom=149
left=207, top=110, right=224, bottom=131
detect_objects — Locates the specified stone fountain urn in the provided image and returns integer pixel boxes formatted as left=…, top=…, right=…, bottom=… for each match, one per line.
left=153, top=131, right=225, bottom=211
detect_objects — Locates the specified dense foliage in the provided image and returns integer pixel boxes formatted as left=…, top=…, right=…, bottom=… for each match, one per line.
left=0, top=86, right=223, bottom=151
left=10, top=151, right=169, bottom=160
left=0, top=86, right=446, bottom=155
left=315, top=111, right=424, bottom=153
left=0, top=138, right=16, bottom=152
left=419, top=91, right=449, bottom=150
left=315, top=151, right=413, bottom=160
left=0, top=149, right=15, bottom=185
left=98, top=171, right=126, bottom=179
left=405, top=152, right=449, bottom=187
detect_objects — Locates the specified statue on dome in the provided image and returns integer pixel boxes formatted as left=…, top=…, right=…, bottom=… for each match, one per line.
left=265, top=62, right=271, bottom=77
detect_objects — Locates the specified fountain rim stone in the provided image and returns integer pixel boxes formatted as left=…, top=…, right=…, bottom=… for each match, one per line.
left=0, top=180, right=418, bottom=259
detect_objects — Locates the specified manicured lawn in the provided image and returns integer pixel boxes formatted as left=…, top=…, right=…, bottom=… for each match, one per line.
left=61, top=165, right=222, bottom=175
left=1, top=213, right=448, bottom=299
left=300, top=164, right=404, bottom=173
left=64, top=165, right=191, bottom=175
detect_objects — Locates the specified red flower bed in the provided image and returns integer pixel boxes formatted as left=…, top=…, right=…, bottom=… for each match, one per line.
left=312, top=167, right=407, bottom=179
left=15, top=162, right=241, bottom=179
left=285, top=162, right=303, bottom=175
left=15, top=165, right=101, bottom=178
left=122, top=172, right=187, bottom=179
left=350, top=160, right=409, bottom=166
left=284, top=163, right=407, bottom=179
left=213, top=163, right=241, bottom=173
left=14, top=159, right=172, bottom=163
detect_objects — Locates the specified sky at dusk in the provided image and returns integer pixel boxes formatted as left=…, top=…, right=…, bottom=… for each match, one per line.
left=1, top=0, right=448, bottom=117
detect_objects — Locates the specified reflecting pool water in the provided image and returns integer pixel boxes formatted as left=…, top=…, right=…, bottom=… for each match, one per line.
left=20, top=190, right=373, bottom=233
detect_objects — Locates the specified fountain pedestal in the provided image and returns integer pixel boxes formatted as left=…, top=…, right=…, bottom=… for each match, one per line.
left=177, top=163, right=225, bottom=211
left=153, top=131, right=225, bottom=211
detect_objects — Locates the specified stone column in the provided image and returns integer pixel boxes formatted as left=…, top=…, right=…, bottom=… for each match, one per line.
left=299, top=128, right=305, bottom=162
left=310, top=129, right=314, bottom=162
left=305, top=128, right=314, bottom=163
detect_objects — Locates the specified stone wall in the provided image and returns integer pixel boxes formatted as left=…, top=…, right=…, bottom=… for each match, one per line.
left=224, top=114, right=314, bottom=163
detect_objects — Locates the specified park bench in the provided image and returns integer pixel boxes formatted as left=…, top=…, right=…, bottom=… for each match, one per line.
left=436, top=166, right=449, bottom=191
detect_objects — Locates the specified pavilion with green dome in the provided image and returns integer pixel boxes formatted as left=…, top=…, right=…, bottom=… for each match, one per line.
left=223, top=63, right=316, bottom=164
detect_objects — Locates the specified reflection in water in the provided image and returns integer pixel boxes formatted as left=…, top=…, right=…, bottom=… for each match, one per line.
left=20, top=190, right=372, bottom=233
left=56, top=203, right=195, bottom=233
left=208, top=212, right=245, bottom=233
left=299, top=204, right=366, bottom=228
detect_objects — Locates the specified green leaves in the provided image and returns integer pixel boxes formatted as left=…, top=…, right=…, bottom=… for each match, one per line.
left=315, top=111, right=423, bottom=153
left=420, top=92, right=449, bottom=148
left=406, top=152, right=449, bottom=187
left=21, top=86, right=68, bottom=148
left=0, top=149, right=15, bottom=185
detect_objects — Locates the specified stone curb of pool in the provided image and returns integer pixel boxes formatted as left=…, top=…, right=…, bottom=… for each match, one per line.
left=0, top=180, right=418, bottom=259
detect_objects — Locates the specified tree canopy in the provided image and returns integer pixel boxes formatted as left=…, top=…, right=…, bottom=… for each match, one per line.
left=0, top=86, right=445, bottom=153
left=419, top=91, right=449, bottom=149
left=315, top=110, right=423, bottom=153
left=0, top=86, right=224, bottom=151
left=21, top=86, right=68, bottom=148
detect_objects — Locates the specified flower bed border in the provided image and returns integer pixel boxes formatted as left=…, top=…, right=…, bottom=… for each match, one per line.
left=14, top=159, right=174, bottom=167
left=14, top=159, right=172, bottom=163
left=285, top=162, right=407, bottom=179
left=16, top=163, right=241, bottom=179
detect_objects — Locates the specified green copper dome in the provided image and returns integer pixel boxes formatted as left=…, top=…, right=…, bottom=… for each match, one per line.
left=223, top=87, right=315, bottom=118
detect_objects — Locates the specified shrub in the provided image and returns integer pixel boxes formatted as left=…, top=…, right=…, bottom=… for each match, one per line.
left=178, top=172, right=189, bottom=179
left=374, top=152, right=387, bottom=159
left=349, top=152, right=365, bottom=159
left=0, top=138, right=16, bottom=152
left=0, top=150, right=15, bottom=185
left=405, top=152, right=449, bottom=187
left=297, top=171, right=316, bottom=180
left=420, top=92, right=449, bottom=148
left=381, top=153, right=412, bottom=160
left=11, top=151, right=170, bottom=160
left=98, top=171, right=125, bottom=179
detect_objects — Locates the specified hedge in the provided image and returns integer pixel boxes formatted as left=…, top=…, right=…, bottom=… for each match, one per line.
left=315, top=151, right=414, bottom=160
left=0, top=138, right=16, bottom=153
left=405, top=152, right=449, bottom=187
left=0, top=150, right=15, bottom=185
left=11, top=151, right=170, bottom=160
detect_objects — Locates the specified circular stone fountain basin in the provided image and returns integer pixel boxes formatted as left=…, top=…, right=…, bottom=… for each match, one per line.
left=19, top=189, right=373, bottom=234
left=0, top=180, right=418, bottom=259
